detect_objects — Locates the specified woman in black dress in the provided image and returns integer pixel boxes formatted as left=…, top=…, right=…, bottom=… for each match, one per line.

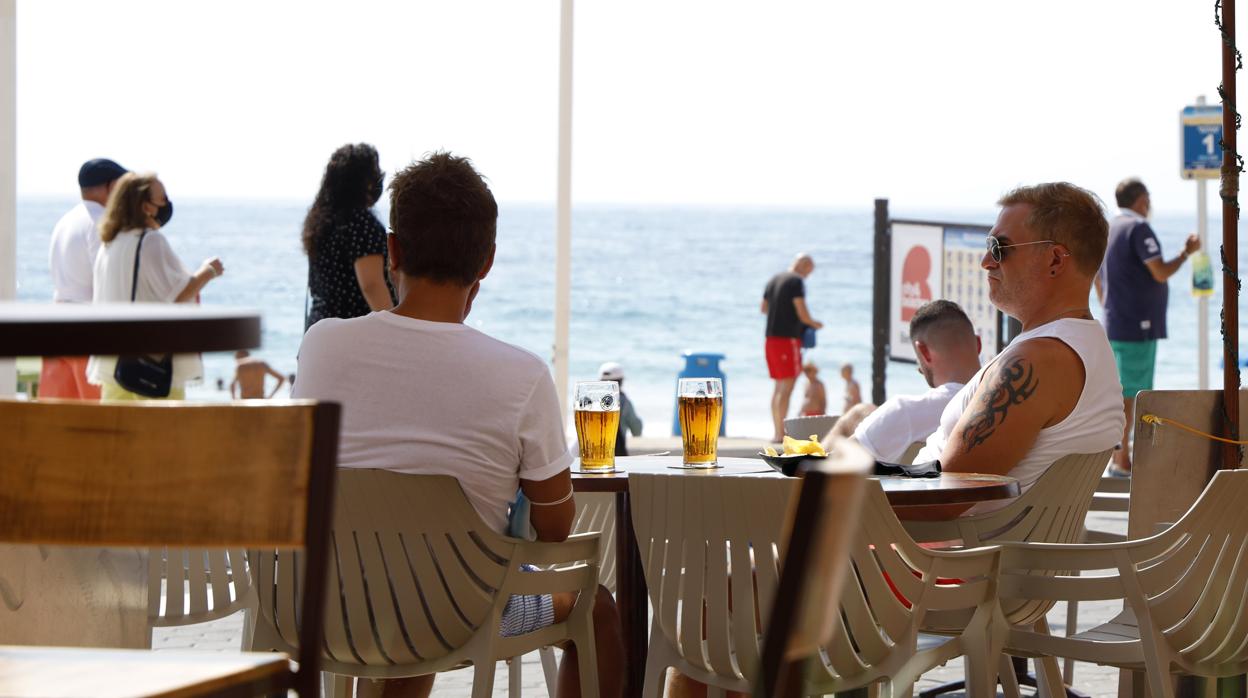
left=302, top=143, right=395, bottom=329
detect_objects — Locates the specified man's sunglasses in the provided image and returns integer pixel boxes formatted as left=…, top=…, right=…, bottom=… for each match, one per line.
left=985, top=235, right=1058, bottom=263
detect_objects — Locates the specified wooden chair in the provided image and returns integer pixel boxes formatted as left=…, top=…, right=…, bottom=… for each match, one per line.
left=248, top=469, right=603, bottom=698
left=997, top=469, right=1248, bottom=698
left=0, top=399, right=339, bottom=698
left=902, top=449, right=1112, bottom=698
left=630, top=442, right=1007, bottom=698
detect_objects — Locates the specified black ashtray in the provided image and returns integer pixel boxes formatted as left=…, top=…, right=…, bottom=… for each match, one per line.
left=758, top=452, right=827, bottom=477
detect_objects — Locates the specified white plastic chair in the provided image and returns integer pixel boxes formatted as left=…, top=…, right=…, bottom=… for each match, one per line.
left=998, top=468, right=1248, bottom=698
left=630, top=471, right=1006, bottom=697
left=1061, top=471, right=1129, bottom=682
left=147, top=548, right=256, bottom=648
left=248, top=469, right=603, bottom=698
left=783, top=414, right=839, bottom=441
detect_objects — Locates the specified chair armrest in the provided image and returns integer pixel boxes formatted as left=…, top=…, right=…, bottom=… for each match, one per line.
left=513, top=532, right=601, bottom=566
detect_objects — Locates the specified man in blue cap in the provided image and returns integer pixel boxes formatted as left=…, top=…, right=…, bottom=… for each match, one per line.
left=40, top=158, right=127, bottom=399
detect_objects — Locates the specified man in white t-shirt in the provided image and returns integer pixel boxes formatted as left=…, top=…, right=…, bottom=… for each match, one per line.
left=39, top=158, right=127, bottom=399
left=832, top=300, right=981, bottom=463
left=906, top=183, right=1124, bottom=519
left=292, top=152, right=622, bottom=698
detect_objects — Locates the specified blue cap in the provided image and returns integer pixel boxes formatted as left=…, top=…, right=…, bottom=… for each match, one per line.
left=77, top=158, right=128, bottom=188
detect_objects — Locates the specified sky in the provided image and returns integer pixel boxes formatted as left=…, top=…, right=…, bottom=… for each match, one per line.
left=13, top=0, right=1245, bottom=212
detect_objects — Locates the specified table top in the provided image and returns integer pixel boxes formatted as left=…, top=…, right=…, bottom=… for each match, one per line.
left=0, top=302, right=262, bottom=356
left=0, top=645, right=288, bottom=698
left=571, top=455, right=1020, bottom=506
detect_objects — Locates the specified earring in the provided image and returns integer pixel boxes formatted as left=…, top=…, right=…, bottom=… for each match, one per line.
left=1050, top=270, right=1056, bottom=277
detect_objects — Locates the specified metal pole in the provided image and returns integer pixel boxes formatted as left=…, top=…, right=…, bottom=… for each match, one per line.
left=1198, top=95, right=1211, bottom=391
left=553, top=0, right=574, bottom=422
left=0, top=0, right=16, bottom=396
left=1220, top=0, right=1241, bottom=470
left=871, top=199, right=889, bottom=406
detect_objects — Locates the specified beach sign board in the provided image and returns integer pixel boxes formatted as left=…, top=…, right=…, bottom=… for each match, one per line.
left=1181, top=104, right=1222, bottom=180
left=942, top=227, right=998, bottom=364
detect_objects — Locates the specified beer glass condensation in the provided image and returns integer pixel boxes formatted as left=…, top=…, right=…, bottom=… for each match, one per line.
left=677, top=378, right=724, bottom=467
left=574, top=381, right=621, bottom=471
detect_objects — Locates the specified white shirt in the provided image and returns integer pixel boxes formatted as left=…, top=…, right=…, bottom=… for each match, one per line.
left=291, top=312, right=573, bottom=533
left=48, top=201, right=105, bottom=302
left=86, top=228, right=201, bottom=387
left=853, top=382, right=963, bottom=463
left=917, top=318, right=1124, bottom=510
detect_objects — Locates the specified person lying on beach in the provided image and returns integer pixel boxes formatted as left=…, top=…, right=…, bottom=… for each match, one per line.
left=831, top=300, right=980, bottom=463
left=292, top=152, right=623, bottom=698
left=902, top=182, right=1124, bottom=520
left=798, top=361, right=827, bottom=416
left=229, top=350, right=286, bottom=399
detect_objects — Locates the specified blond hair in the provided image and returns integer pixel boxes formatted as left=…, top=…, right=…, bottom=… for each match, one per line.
left=98, top=172, right=159, bottom=243
left=997, top=182, right=1108, bottom=276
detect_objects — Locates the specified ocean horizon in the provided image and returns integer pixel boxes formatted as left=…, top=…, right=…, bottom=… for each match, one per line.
left=14, top=196, right=1245, bottom=438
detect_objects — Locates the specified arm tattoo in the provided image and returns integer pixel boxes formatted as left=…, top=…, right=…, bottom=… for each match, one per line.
left=960, top=358, right=1039, bottom=452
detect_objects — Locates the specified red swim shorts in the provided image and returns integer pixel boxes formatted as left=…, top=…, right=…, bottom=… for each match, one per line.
left=765, top=337, right=802, bottom=380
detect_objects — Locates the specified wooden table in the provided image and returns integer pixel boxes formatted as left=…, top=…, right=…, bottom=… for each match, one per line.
left=0, top=645, right=289, bottom=697
left=0, top=302, right=261, bottom=356
left=572, top=456, right=1020, bottom=698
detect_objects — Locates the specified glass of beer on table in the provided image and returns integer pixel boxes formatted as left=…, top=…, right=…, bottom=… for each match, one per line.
left=574, top=380, right=620, bottom=472
left=677, top=377, right=724, bottom=468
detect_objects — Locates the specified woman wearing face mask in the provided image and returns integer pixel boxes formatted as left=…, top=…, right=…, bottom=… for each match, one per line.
left=302, top=143, right=394, bottom=329
left=87, top=172, right=225, bottom=399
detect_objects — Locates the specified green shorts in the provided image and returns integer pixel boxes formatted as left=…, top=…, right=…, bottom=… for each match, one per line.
left=1109, top=339, right=1157, bottom=399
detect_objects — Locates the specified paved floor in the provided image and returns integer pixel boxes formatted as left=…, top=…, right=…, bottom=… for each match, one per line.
left=154, top=509, right=1132, bottom=697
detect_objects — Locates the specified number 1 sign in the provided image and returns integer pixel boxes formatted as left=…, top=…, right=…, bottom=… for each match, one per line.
left=1181, top=104, right=1223, bottom=180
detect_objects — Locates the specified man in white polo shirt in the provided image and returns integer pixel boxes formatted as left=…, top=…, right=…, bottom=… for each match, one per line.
left=40, top=158, right=127, bottom=399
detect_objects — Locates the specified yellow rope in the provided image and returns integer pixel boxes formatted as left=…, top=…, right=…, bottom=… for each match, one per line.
left=1140, top=414, right=1248, bottom=445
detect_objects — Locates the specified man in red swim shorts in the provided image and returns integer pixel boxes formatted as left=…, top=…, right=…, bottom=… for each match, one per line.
left=761, top=253, right=822, bottom=443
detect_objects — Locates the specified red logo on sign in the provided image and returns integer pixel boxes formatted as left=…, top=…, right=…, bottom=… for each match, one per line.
left=900, top=246, right=932, bottom=322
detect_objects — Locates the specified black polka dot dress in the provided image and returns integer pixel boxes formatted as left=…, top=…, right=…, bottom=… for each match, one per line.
left=306, top=208, right=396, bottom=330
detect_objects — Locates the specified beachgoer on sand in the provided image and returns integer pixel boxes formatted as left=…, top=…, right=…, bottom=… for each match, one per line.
left=840, top=362, right=861, bottom=413
left=798, top=361, right=826, bottom=416
left=230, top=350, right=286, bottom=399
left=761, top=252, right=822, bottom=443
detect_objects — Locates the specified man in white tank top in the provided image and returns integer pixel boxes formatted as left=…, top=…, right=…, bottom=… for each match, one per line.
left=908, top=183, right=1125, bottom=519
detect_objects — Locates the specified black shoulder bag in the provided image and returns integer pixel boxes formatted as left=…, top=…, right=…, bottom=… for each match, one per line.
left=112, top=230, right=174, bottom=398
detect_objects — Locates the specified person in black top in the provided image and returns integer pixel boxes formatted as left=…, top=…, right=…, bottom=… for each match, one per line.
left=302, top=143, right=396, bottom=329
left=761, top=253, right=823, bottom=443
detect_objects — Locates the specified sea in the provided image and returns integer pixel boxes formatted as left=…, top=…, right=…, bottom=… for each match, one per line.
left=13, top=198, right=1246, bottom=438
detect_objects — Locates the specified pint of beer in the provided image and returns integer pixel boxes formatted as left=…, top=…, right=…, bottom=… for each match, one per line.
left=575, top=381, right=620, bottom=471
left=678, top=378, right=724, bottom=467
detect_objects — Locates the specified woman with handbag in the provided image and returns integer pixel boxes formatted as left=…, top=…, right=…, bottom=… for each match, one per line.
left=302, top=142, right=394, bottom=330
left=86, top=172, right=225, bottom=399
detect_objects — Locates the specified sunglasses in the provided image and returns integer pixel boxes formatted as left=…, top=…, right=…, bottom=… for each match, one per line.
left=985, top=235, right=1058, bottom=263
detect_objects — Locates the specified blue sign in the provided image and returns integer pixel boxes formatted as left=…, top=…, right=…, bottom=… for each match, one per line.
left=1181, top=105, right=1223, bottom=179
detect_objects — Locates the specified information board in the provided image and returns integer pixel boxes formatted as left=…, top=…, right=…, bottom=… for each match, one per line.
left=889, top=220, right=999, bottom=364
left=1181, top=104, right=1223, bottom=179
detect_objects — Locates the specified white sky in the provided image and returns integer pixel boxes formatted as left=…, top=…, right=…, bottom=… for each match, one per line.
left=14, top=0, right=1243, bottom=211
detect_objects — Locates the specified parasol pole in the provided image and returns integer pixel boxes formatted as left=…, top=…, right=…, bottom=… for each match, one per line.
left=1219, top=0, right=1242, bottom=471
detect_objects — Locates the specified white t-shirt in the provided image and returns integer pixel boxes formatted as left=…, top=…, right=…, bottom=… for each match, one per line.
left=853, top=382, right=964, bottom=463
left=48, top=201, right=105, bottom=303
left=291, top=312, right=573, bottom=533
left=917, top=318, right=1124, bottom=510
left=86, top=228, right=201, bottom=387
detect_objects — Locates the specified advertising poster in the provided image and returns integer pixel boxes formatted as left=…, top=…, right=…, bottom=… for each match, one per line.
left=942, top=227, right=998, bottom=363
left=889, top=223, right=942, bottom=362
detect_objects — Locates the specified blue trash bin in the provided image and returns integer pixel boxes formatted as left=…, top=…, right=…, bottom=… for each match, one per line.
left=672, top=351, right=727, bottom=436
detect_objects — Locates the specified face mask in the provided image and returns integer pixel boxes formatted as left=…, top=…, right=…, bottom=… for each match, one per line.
left=156, top=199, right=174, bottom=227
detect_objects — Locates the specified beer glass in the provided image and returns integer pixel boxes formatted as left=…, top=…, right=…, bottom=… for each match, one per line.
left=677, top=377, right=724, bottom=467
left=574, top=381, right=620, bottom=472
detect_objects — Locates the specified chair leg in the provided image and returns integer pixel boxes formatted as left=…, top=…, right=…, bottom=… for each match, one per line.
left=508, top=657, right=522, bottom=697
left=322, top=672, right=351, bottom=698
left=540, top=647, right=560, bottom=696
left=1062, top=600, right=1078, bottom=684
left=471, top=660, right=498, bottom=698
left=1034, top=655, right=1065, bottom=698
left=642, top=630, right=672, bottom=698
left=998, top=655, right=1022, bottom=698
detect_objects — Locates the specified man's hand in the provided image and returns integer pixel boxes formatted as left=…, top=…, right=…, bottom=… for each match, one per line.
left=1184, top=233, right=1201, bottom=256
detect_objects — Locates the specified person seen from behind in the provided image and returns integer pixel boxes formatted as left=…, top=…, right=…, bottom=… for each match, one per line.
left=292, top=151, right=624, bottom=698
left=840, top=362, right=861, bottom=412
left=87, top=173, right=224, bottom=400
left=230, top=350, right=287, bottom=399
left=798, top=361, right=826, bottom=416
left=598, top=361, right=643, bottom=455
left=302, top=143, right=396, bottom=330
left=761, top=252, right=823, bottom=442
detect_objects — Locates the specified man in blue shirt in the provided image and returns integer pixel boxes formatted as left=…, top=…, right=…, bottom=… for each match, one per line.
left=1095, top=178, right=1200, bottom=474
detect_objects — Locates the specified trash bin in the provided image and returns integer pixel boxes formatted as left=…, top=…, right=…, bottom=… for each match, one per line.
left=672, top=351, right=727, bottom=436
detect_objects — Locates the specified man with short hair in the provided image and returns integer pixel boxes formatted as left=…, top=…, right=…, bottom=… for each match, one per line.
left=832, top=300, right=981, bottom=463
left=1095, top=178, right=1200, bottom=474
left=761, top=253, right=823, bottom=442
left=229, top=350, right=286, bottom=399
left=911, top=182, right=1125, bottom=518
left=292, top=152, right=623, bottom=698
left=39, top=158, right=127, bottom=399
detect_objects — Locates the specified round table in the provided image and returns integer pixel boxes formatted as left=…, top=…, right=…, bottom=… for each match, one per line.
left=0, top=302, right=261, bottom=357
left=571, top=455, right=1020, bottom=697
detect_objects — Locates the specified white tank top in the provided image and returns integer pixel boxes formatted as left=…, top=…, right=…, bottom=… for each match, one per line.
left=917, top=318, right=1124, bottom=509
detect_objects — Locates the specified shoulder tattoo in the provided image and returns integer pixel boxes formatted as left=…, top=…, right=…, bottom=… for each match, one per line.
left=960, top=357, right=1039, bottom=453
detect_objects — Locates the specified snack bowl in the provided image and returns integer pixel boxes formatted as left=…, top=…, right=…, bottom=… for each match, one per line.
left=758, top=451, right=828, bottom=477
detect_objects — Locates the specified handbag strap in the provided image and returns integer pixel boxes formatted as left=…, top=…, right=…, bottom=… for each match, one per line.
left=129, top=229, right=149, bottom=302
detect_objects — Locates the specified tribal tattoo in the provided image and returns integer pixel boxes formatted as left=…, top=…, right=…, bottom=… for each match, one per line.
left=960, top=358, right=1039, bottom=452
